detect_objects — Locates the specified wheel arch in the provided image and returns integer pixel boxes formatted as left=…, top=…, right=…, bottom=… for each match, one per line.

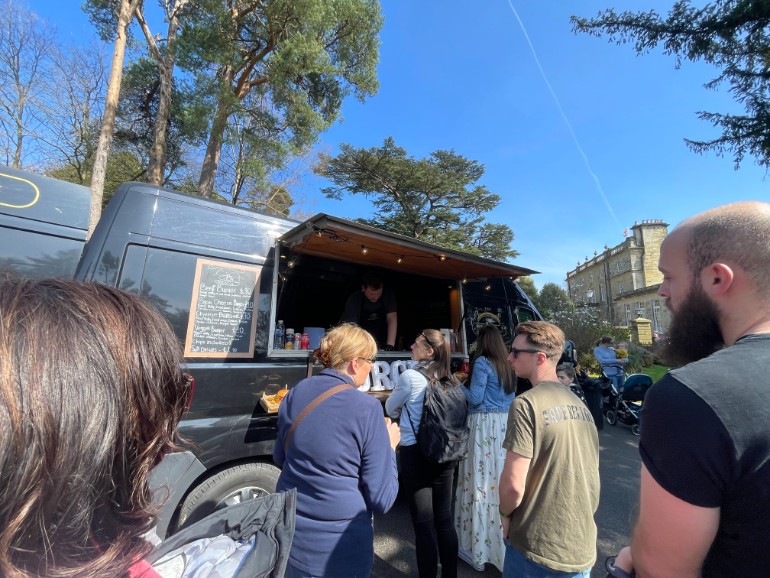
left=166, top=457, right=281, bottom=535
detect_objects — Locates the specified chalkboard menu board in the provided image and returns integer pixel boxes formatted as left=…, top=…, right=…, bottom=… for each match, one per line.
left=184, top=259, right=262, bottom=358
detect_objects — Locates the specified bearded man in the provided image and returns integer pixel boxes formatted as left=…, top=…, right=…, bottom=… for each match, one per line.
left=612, top=201, right=770, bottom=578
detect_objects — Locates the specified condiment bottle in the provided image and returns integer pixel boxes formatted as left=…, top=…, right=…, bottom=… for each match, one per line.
left=274, top=320, right=284, bottom=349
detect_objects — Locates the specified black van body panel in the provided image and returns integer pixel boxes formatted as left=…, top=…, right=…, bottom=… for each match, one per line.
left=0, top=166, right=89, bottom=278
left=75, top=184, right=310, bottom=469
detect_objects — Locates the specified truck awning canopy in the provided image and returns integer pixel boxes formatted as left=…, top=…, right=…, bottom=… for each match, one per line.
left=279, top=214, right=538, bottom=280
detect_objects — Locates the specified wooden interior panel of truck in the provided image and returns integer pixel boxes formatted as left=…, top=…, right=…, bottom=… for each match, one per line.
left=279, top=213, right=537, bottom=281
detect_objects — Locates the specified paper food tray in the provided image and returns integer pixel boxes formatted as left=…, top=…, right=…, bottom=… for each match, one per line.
left=260, top=392, right=281, bottom=414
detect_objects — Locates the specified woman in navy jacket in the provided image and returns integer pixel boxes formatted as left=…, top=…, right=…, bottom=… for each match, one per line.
left=455, top=325, right=516, bottom=572
left=274, top=323, right=400, bottom=577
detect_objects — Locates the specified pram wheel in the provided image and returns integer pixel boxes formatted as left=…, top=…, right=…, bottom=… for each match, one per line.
left=606, top=410, right=617, bottom=426
left=631, top=424, right=641, bottom=436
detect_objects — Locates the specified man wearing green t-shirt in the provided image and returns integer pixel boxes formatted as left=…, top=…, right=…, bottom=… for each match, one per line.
left=499, top=321, right=600, bottom=577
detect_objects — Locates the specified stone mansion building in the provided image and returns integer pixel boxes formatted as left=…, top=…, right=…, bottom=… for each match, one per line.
left=565, top=220, right=671, bottom=335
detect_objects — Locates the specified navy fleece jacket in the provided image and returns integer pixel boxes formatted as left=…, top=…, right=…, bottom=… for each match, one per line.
left=274, top=368, right=399, bottom=575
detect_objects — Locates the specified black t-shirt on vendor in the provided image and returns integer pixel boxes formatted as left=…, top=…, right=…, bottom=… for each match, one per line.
left=341, top=288, right=397, bottom=348
left=639, top=334, right=770, bottom=577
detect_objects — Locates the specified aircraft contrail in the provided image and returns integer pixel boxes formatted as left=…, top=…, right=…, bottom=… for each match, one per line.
left=506, top=0, right=620, bottom=227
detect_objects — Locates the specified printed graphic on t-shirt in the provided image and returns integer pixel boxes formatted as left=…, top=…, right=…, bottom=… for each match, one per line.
left=542, top=403, right=594, bottom=426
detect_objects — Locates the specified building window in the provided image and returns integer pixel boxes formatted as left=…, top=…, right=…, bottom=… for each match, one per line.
left=618, top=282, right=624, bottom=294
left=653, top=299, right=662, bottom=333
left=616, top=261, right=622, bottom=273
left=600, top=285, right=605, bottom=302
left=625, top=304, right=631, bottom=326
left=589, top=272, right=593, bottom=283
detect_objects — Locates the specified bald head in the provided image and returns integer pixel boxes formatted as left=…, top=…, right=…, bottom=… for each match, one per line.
left=674, top=201, right=770, bottom=300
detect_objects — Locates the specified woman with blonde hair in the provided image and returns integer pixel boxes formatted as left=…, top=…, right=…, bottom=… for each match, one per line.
left=386, top=329, right=459, bottom=578
left=274, top=323, right=400, bottom=577
left=455, top=324, right=516, bottom=571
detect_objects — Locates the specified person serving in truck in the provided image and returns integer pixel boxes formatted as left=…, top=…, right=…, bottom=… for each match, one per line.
left=342, top=270, right=397, bottom=350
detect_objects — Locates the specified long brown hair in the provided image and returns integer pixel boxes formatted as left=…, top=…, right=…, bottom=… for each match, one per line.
left=471, top=325, right=516, bottom=394
left=0, top=278, right=190, bottom=578
left=418, top=328, right=452, bottom=382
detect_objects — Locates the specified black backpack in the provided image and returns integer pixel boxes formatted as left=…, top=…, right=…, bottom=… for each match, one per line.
left=146, top=489, right=296, bottom=578
left=406, top=371, right=470, bottom=463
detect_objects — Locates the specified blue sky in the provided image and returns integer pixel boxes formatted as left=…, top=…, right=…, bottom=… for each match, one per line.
left=32, top=1, right=769, bottom=288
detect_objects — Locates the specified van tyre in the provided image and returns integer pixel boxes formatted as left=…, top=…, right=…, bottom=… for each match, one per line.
left=605, top=410, right=617, bottom=426
left=175, top=462, right=280, bottom=531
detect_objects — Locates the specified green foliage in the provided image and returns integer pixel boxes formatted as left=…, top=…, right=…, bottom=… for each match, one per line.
left=179, top=0, right=383, bottom=197
left=516, top=277, right=540, bottom=307
left=538, top=282, right=572, bottom=320
left=316, top=137, right=519, bottom=261
left=47, top=150, right=143, bottom=207
left=642, top=363, right=671, bottom=383
left=82, top=0, right=125, bottom=42
left=572, top=1, right=770, bottom=168
left=115, top=56, right=207, bottom=181
left=247, top=185, right=294, bottom=217
left=578, top=351, right=601, bottom=374
left=551, top=306, right=630, bottom=370
left=625, top=342, right=656, bottom=373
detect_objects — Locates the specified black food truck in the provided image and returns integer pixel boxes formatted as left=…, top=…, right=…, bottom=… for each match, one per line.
left=0, top=165, right=89, bottom=279
left=72, top=182, right=542, bottom=537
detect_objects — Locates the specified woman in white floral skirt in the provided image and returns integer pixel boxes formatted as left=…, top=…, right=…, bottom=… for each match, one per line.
left=455, top=325, right=516, bottom=571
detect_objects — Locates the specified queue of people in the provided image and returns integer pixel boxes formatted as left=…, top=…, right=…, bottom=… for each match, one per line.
left=3, top=199, right=767, bottom=578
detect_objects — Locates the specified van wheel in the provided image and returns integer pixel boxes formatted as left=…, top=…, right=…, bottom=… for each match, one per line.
left=175, top=462, right=280, bottom=531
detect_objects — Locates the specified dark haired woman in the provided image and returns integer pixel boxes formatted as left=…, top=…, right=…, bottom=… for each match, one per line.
left=385, top=329, right=458, bottom=578
left=274, top=323, right=400, bottom=577
left=0, top=278, right=191, bottom=578
left=455, top=325, right=516, bottom=572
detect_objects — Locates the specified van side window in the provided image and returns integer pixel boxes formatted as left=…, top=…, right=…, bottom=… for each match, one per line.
left=119, top=246, right=196, bottom=341
left=515, top=307, right=537, bottom=323
left=119, top=246, right=271, bottom=356
left=0, top=228, right=83, bottom=279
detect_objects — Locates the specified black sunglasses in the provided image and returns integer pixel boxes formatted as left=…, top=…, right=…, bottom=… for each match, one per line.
left=420, top=331, right=435, bottom=348
left=510, top=347, right=545, bottom=358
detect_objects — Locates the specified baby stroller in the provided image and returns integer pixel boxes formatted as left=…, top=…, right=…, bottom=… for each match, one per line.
left=604, top=373, right=653, bottom=436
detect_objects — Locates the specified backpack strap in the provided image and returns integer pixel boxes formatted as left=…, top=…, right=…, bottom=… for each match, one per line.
left=403, top=370, right=432, bottom=439
left=403, top=401, right=419, bottom=439
left=283, top=383, right=353, bottom=454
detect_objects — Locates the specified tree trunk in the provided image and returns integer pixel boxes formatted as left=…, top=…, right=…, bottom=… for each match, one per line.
left=88, top=0, right=140, bottom=240
left=13, top=108, right=23, bottom=168
left=146, top=12, right=180, bottom=185
left=197, top=72, right=232, bottom=198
